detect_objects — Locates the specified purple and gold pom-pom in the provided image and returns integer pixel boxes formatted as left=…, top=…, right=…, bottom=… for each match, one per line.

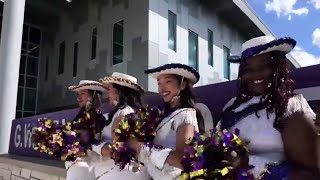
left=33, top=118, right=86, bottom=161
left=33, top=109, right=106, bottom=161
left=111, top=106, right=162, bottom=170
left=180, top=129, right=254, bottom=180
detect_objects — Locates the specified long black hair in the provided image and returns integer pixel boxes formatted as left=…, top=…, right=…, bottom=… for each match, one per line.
left=223, top=51, right=294, bottom=131
left=106, top=83, right=143, bottom=126
left=86, top=90, right=103, bottom=110
left=163, top=75, right=205, bottom=132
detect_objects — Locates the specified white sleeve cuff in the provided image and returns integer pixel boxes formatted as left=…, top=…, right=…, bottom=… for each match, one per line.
left=149, top=148, right=172, bottom=170
left=91, top=143, right=106, bottom=156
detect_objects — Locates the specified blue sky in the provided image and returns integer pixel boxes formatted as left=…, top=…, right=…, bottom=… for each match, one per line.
left=247, top=0, right=320, bottom=67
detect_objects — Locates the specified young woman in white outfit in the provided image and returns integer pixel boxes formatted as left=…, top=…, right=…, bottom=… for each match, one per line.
left=66, top=80, right=107, bottom=180
left=91, top=72, right=151, bottom=180
left=124, top=63, right=204, bottom=180
left=217, top=36, right=320, bottom=179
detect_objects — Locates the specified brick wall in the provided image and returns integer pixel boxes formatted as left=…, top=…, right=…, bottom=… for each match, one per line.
left=0, top=157, right=66, bottom=180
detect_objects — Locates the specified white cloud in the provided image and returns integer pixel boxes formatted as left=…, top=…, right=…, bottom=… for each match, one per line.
left=288, top=15, right=292, bottom=21
left=312, top=28, right=320, bottom=48
left=265, top=0, right=309, bottom=19
left=309, top=0, right=320, bottom=9
left=290, top=46, right=320, bottom=67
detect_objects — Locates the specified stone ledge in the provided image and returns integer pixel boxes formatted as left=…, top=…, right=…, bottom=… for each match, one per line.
left=0, top=154, right=66, bottom=180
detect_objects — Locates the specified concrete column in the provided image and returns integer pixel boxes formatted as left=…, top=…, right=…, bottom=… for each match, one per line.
left=0, top=0, right=26, bottom=154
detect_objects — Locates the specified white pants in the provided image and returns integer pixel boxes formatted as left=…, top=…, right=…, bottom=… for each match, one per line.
left=66, top=161, right=95, bottom=180
left=65, top=151, right=100, bottom=180
left=65, top=153, right=151, bottom=180
left=94, top=159, right=151, bottom=180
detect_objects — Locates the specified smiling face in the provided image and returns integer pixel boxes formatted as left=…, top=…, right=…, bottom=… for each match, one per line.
left=240, top=53, right=274, bottom=96
left=157, top=74, right=186, bottom=102
left=76, top=89, right=92, bottom=107
left=104, top=83, right=119, bottom=106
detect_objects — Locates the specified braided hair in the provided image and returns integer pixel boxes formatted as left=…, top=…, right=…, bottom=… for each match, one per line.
left=224, top=51, right=294, bottom=131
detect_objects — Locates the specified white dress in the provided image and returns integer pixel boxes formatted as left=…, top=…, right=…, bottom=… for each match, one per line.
left=140, top=108, right=199, bottom=180
left=217, top=94, right=316, bottom=178
left=92, top=105, right=151, bottom=180
left=194, top=103, right=214, bottom=131
left=65, top=111, right=105, bottom=180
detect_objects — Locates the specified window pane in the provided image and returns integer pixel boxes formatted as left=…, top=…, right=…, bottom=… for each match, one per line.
left=21, top=49, right=27, bottom=56
left=18, top=75, right=25, bottom=86
left=26, top=76, right=37, bottom=88
left=29, top=27, right=41, bottom=45
left=27, top=57, right=38, bottom=76
left=20, top=55, right=26, bottom=74
left=223, top=46, right=230, bottom=79
left=28, top=43, right=40, bottom=57
left=16, top=87, right=24, bottom=110
left=168, top=11, right=176, bottom=51
left=92, top=28, right=97, bottom=36
left=113, top=25, right=123, bottom=44
left=188, top=30, right=198, bottom=71
left=22, top=42, right=27, bottom=50
left=113, top=43, right=123, bottom=60
left=73, top=42, right=78, bottom=77
left=113, top=20, right=124, bottom=65
left=208, top=29, right=213, bottom=66
left=24, top=89, right=36, bottom=111
left=16, top=111, right=22, bottom=119
left=58, top=41, right=65, bottom=74
left=23, top=112, right=35, bottom=118
left=113, top=57, right=122, bottom=65
left=45, top=56, right=49, bottom=81
left=91, top=28, right=97, bottom=60
left=0, top=17, right=2, bottom=35
left=22, top=24, right=29, bottom=41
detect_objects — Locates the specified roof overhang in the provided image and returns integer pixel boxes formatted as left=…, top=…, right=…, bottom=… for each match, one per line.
left=200, top=0, right=299, bottom=68
left=200, top=0, right=272, bottom=39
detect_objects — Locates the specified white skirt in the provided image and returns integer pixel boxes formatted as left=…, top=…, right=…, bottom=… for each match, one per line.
left=65, top=151, right=101, bottom=180
left=94, top=159, right=151, bottom=180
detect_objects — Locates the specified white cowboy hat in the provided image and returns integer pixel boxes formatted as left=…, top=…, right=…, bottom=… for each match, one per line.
left=68, top=80, right=106, bottom=92
left=99, top=72, right=144, bottom=93
left=144, top=63, right=200, bottom=85
left=228, top=36, right=296, bottom=63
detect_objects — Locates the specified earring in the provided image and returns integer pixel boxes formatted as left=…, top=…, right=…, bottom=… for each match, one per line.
left=170, top=95, right=181, bottom=109
left=112, top=100, right=119, bottom=106
left=268, top=83, right=272, bottom=88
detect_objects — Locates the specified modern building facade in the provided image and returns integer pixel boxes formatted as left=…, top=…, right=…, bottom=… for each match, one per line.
left=0, top=0, right=301, bottom=116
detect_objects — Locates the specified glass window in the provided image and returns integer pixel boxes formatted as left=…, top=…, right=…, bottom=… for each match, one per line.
left=113, top=25, right=123, bottom=44
left=27, top=57, right=38, bottom=76
left=168, top=11, right=177, bottom=51
left=91, top=28, right=97, bottom=60
left=29, top=27, right=41, bottom=45
left=22, top=42, right=27, bottom=50
left=20, top=55, right=26, bottom=74
left=16, top=87, right=24, bottom=111
left=45, top=56, right=49, bottom=81
left=16, top=111, right=22, bottom=119
left=223, top=46, right=230, bottom=79
left=208, top=29, right=213, bottom=66
left=18, top=75, right=25, bottom=86
left=73, top=42, right=78, bottom=77
left=22, top=24, right=29, bottom=42
left=24, top=89, right=36, bottom=111
left=23, top=112, right=35, bottom=117
left=0, top=16, right=2, bottom=35
left=58, top=41, right=65, bottom=74
left=113, top=21, right=124, bottom=65
left=188, top=30, right=198, bottom=71
left=28, top=43, right=39, bottom=57
left=26, top=76, right=37, bottom=88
